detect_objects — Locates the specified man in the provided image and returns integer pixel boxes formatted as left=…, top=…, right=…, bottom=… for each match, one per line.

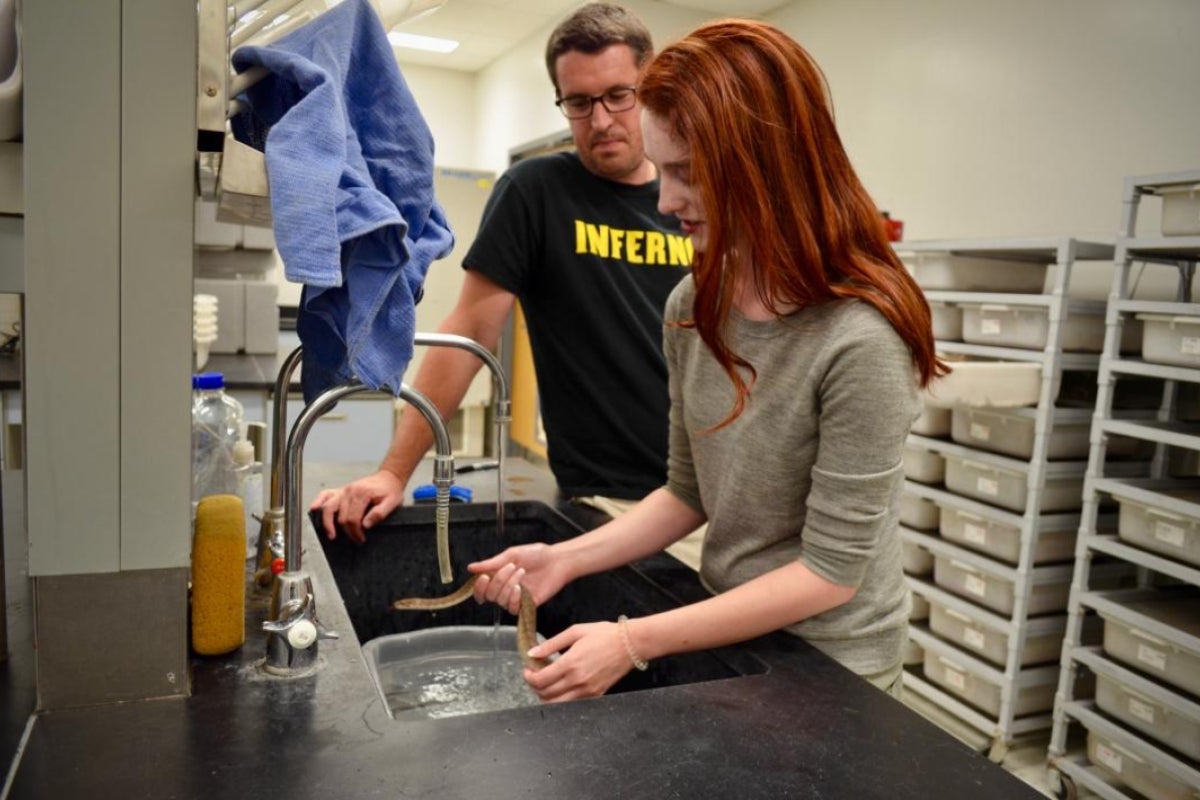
left=311, top=2, right=699, bottom=563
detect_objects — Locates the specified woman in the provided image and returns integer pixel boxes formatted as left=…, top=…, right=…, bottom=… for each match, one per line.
left=470, top=19, right=946, bottom=702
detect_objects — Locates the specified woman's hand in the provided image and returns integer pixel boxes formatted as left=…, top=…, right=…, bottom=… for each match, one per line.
left=522, top=621, right=636, bottom=702
left=467, top=544, right=569, bottom=614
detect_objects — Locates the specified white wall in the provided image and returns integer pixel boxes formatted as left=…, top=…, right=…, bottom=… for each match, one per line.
left=464, top=0, right=1200, bottom=240
left=767, top=0, right=1200, bottom=243
left=399, top=61, right=478, bottom=169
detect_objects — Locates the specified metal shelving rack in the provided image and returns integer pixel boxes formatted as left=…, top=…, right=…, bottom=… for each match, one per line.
left=1049, top=171, right=1200, bottom=800
left=897, top=237, right=1118, bottom=762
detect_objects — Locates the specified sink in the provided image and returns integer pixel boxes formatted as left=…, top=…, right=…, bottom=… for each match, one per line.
left=313, top=500, right=768, bottom=705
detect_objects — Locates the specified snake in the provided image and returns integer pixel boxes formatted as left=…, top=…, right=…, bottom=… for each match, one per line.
left=392, top=575, right=550, bottom=671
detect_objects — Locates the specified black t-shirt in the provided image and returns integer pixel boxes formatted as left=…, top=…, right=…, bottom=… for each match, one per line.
left=464, top=152, right=692, bottom=499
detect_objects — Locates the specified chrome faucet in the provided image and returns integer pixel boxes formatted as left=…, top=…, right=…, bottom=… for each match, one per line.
left=256, top=336, right=511, bottom=584
left=262, top=378, right=454, bottom=676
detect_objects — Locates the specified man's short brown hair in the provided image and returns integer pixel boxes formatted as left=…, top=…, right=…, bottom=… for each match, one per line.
left=544, top=3, right=654, bottom=95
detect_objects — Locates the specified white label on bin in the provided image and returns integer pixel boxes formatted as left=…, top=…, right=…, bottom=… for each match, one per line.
left=1093, top=742, right=1123, bottom=774
left=964, top=574, right=988, bottom=597
left=943, top=665, right=966, bottom=690
left=963, top=627, right=986, bottom=650
left=963, top=522, right=988, bottom=545
left=1154, top=521, right=1186, bottom=548
left=1136, top=643, right=1167, bottom=671
left=969, top=423, right=991, bottom=441
left=980, top=318, right=1002, bottom=335
left=976, top=477, right=999, bottom=496
left=1182, top=336, right=1200, bottom=356
left=1128, top=696, right=1156, bottom=725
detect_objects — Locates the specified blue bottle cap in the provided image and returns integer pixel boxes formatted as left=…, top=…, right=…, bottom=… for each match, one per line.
left=192, top=372, right=226, bottom=390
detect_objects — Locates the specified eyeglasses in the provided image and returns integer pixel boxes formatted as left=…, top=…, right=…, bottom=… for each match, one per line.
left=555, top=86, right=638, bottom=119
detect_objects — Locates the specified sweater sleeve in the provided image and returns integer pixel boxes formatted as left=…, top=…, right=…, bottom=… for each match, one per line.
left=663, top=280, right=704, bottom=514
left=799, top=313, right=920, bottom=588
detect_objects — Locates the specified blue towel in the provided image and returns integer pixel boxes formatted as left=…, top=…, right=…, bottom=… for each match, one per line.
left=231, top=0, right=453, bottom=401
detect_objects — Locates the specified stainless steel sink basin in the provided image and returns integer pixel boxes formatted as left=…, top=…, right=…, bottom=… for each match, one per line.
left=314, top=501, right=768, bottom=699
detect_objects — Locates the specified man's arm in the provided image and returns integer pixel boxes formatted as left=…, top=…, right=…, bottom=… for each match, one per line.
left=310, top=270, right=516, bottom=542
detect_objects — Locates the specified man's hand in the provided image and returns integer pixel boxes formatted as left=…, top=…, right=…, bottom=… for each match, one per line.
left=309, top=470, right=406, bottom=543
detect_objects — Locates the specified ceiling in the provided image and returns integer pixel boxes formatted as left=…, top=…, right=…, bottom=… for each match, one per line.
left=391, top=0, right=791, bottom=73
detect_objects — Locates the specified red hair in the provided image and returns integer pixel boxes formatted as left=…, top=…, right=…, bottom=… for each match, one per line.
left=639, top=19, right=947, bottom=427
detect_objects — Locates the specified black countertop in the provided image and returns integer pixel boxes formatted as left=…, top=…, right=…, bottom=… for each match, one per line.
left=6, top=460, right=1044, bottom=798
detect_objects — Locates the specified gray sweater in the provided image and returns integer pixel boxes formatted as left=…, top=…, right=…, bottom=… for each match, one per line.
left=663, top=276, right=919, bottom=677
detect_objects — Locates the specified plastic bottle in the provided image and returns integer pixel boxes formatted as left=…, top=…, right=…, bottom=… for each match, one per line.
left=231, top=425, right=264, bottom=560
left=191, top=372, right=245, bottom=506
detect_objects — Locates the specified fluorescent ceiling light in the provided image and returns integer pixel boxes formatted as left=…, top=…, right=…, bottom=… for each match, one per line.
left=387, top=31, right=459, bottom=53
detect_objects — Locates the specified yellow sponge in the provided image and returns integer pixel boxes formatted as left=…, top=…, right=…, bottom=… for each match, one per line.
left=191, top=494, right=246, bottom=656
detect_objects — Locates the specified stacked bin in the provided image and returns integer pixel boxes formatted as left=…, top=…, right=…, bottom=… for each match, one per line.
left=894, top=238, right=1140, bottom=762
left=1049, top=170, right=1200, bottom=800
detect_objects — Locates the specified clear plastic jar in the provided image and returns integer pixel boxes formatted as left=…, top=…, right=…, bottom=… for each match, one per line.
left=191, top=372, right=245, bottom=504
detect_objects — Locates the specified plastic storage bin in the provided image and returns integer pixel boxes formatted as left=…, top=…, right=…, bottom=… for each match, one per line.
left=902, top=252, right=1048, bottom=293
left=929, top=601, right=1099, bottom=667
left=922, top=649, right=1058, bottom=717
left=951, top=407, right=1152, bottom=462
left=900, top=492, right=940, bottom=531
left=902, top=540, right=934, bottom=576
left=911, top=405, right=952, bottom=437
left=910, top=591, right=930, bottom=621
left=933, top=557, right=1072, bottom=615
left=943, top=454, right=1087, bottom=513
left=1100, top=595, right=1200, bottom=697
left=959, top=303, right=1106, bottom=352
left=939, top=505, right=1077, bottom=564
left=933, top=559, right=1131, bottom=616
left=902, top=443, right=945, bottom=484
left=930, top=301, right=963, bottom=341
left=950, top=406, right=1090, bottom=460
left=1112, top=487, right=1200, bottom=567
left=1160, top=183, right=1200, bottom=236
left=903, top=638, right=925, bottom=666
left=1137, top=314, right=1200, bottom=368
left=923, top=359, right=1042, bottom=409
left=1086, top=729, right=1196, bottom=800
left=1095, top=671, right=1200, bottom=761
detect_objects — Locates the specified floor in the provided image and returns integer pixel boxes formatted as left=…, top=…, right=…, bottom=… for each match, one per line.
left=1005, top=740, right=1057, bottom=799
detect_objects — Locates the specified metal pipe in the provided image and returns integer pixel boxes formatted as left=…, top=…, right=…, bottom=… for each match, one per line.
left=252, top=346, right=303, bottom=585
left=270, top=346, right=304, bottom=508
left=283, top=381, right=452, bottom=571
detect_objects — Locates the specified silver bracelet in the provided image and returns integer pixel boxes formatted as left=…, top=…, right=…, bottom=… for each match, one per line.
left=617, top=614, right=649, bottom=671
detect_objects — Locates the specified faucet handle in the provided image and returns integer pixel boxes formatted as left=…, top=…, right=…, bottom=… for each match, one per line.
left=263, top=593, right=338, bottom=649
